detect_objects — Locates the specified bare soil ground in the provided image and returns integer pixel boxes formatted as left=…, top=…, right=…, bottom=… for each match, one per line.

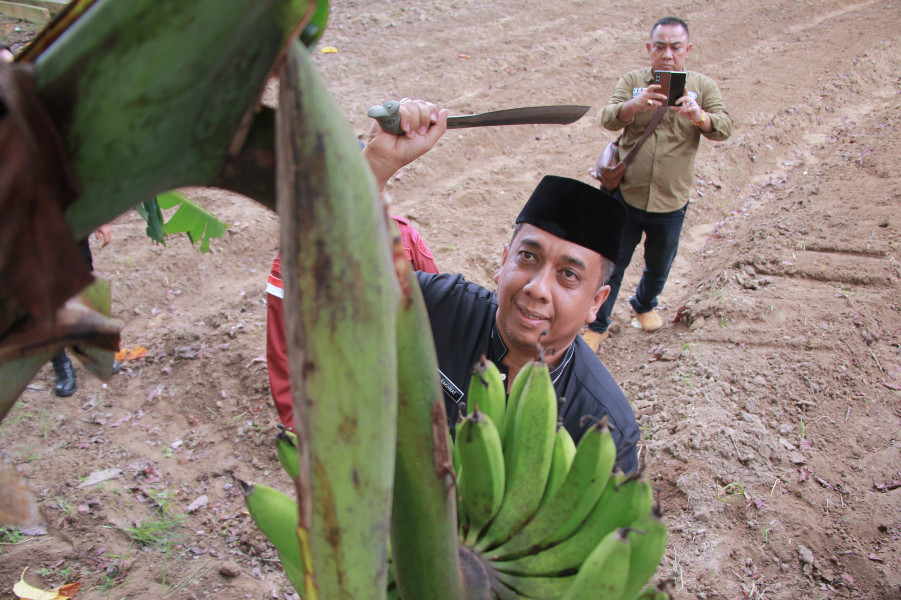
left=2, top=1, right=900, bottom=599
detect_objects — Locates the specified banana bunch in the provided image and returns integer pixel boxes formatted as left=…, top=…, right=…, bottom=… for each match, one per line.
left=451, top=357, right=670, bottom=600
left=252, top=355, right=669, bottom=599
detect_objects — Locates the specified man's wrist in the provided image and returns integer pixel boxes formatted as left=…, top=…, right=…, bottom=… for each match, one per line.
left=616, top=101, right=636, bottom=124
left=362, top=146, right=394, bottom=192
left=690, top=111, right=708, bottom=128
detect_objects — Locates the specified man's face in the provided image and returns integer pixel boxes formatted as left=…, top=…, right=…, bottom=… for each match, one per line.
left=493, top=224, right=609, bottom=358
left=646, top=23, right=691, bottom=73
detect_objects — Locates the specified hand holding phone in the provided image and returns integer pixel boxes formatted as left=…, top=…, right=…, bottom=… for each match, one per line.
left=654, top=71, right=687, bottom=106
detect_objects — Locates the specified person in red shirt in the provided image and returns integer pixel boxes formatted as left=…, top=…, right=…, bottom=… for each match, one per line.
left=266, top=217, right=438, bottom=429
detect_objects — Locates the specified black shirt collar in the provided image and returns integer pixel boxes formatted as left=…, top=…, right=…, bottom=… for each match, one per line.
left=488, top=322, right=576, bottom=387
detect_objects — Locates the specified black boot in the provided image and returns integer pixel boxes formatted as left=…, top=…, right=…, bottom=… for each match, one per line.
left=51, top=351, right=77, bottom=397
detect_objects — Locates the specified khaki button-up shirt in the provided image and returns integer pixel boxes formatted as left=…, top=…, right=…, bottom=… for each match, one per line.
left=601, top=67, right=733, bottom=213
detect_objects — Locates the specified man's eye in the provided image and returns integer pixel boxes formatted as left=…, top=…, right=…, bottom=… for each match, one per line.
left=561, top=269, right=579, bottom=281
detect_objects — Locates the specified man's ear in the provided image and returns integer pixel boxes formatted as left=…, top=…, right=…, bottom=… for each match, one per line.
left=494, top=245, right=509, bottom=284
left=586, top=284, right=611, bottom=324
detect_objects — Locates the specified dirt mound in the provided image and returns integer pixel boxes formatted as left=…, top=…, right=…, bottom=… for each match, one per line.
left=2, top=1, right=899, bottom=599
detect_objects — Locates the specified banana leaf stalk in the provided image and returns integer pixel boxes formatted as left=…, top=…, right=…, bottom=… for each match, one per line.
left=276, top=40, right=397, bottom=600
left=392, top=248, right=467, bottom=600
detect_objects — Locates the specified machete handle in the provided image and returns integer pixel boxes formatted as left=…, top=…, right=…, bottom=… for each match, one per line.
left=367, top=100, right=402, bottom=135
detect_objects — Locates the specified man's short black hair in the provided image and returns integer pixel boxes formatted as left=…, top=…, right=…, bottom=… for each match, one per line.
left=651, top=17, right=689, bottom=40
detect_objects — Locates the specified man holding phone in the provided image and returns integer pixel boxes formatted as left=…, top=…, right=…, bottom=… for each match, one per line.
left=583, top=16, right=732, bottom=349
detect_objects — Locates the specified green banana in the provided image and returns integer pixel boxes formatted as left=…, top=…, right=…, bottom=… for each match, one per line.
left=456, top=409, right=505, bottom=546
left=276, top=428, right=300, bottom=481
left=542, top=423, right=577, bottom=504
left=489, top=575, right=521, bottom=600
left=450, top=429, right=461, bottom=474
left=489, top=421, right=616, bottom=560
left=560, top=529, right=631, bottom=600
left=240, top=480, right=305, bottom=590
left=278, top=39, right=403, bottom=600
left=621, top=514, right=668, bottom=600
left=457, top=467, right=470, bottom=540
left=451, top=428, right=469, bottom=538
left=493, top=473, right=653, bottom=576
left=476, top=360, right=557, bottom=552
left=547, top=422, right=618, bottom=544
left=466, top=355, right=507, bottom=440
left=495, top=570, right=577, bottom=600
left=390, top=232, right=465, bottom=599
left=501, top=360, right=535, bottom=452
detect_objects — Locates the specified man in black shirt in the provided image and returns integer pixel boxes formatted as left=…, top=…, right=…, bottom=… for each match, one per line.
left=367, top=100, right=640, bottom=473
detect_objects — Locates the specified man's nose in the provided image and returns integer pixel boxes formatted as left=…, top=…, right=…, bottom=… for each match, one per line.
left=525, top=267, right=553, bottom=301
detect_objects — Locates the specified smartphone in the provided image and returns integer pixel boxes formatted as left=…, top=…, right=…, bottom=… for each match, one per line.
left=654, top=71, right=687, bottom=106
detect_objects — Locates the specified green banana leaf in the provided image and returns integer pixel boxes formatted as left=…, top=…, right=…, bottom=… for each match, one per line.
left=31, top=0, right=314, bottom=240
left=135, top=198, right=167, bottom=245
left=144, top=190, right=228, bottom=252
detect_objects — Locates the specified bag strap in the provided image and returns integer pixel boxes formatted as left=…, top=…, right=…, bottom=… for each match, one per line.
left=620, top=106, right=667, bottom=166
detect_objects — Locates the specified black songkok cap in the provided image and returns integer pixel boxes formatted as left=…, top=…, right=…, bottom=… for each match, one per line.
left=515, top=175, right=626, bottom=263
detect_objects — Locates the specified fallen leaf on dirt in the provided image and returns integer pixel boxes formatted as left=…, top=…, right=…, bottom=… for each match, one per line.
left=13, top=568, right=80, bottom=599
left=320, top=46, right=338, bottom=53
left=458, top=53, right=470, bottom=59
left=186, top=494, right=208, bottom=513
left=868, top=554, right=884, bottom=563
left=799, top=466, right=809, bottom=482
left=114, top=346, right=148, bottom=362
left=881, top=381, right=901, bottom=390
left=841, top=573, right=857, bottom=586
left=77, top=468, right=121, bottom=488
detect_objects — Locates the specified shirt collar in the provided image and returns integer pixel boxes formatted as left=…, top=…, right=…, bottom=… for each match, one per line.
left=488, top=322, right=575, bottom=386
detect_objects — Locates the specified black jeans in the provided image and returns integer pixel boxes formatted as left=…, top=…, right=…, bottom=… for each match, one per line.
left=589, top=195, right=687, bottom=334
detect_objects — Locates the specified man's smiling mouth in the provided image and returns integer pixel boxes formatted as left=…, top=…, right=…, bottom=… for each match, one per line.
left=518, top=304, right=549, bottom=323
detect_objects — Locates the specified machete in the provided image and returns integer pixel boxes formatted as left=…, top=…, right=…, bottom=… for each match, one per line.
left=367, top=101, right=590, bottom=135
